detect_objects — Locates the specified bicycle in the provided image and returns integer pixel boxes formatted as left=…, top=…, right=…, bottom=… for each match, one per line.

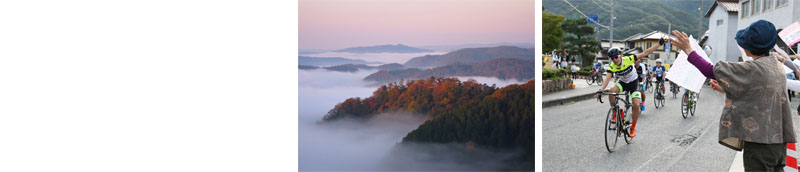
left=653, top=80, right=665, bottom=109
left=681, top=89, right=697, bottom=118
left=670, top=82, right=680, bottom=99
left=598, top=91, right=634, bottom=153
left=586, top=71, right=603, bottom=85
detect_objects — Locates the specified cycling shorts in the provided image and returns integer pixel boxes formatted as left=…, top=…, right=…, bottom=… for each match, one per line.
left=614, top=81, right=641, bottom=99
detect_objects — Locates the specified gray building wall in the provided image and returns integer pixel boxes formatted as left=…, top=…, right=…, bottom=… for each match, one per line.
left=738, top=0, right=799, bottom=31
left=707, top=6, right=740, bottom=63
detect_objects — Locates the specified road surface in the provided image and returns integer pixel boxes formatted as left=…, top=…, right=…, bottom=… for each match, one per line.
left=543, top=87, right=797, bottom=171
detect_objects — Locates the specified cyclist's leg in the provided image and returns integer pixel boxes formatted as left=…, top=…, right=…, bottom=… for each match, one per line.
left=608, top=82, right=622, bottom=105
left=631, top=90, right=642, bottom=137
left=640, top=80, right=646, bottom=104
left=619, top=81, right=641, bottom=137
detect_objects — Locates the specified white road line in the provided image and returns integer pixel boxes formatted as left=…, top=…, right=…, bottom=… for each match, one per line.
left=729, top=151, right=744, bottom=172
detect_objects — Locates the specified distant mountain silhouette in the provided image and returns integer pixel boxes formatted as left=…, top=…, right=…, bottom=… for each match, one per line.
left=335, top=44, right=433, bottom=53
left=299, top=56, right=380, bottom=67
left=298, top=65, right=320, bottom=70
left=367, top=58, right=534, bottom=82
left=419, top=42, right=534, bottom=52
left=299, top=63, right=407, bottom=72
left=404, top=46, right=534, bottom=68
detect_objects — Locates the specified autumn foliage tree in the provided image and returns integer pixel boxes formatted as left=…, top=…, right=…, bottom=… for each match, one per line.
left=322, top=77, right=498, bottom=121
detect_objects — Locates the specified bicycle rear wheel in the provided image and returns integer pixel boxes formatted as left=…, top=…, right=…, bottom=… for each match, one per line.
left=690, top=95, right=697, bottom=116
left=654, top=84, right=662, bottom=108
left=605, top=107, right=619, bottom=153
left=681, top=92, right=689, bottom=119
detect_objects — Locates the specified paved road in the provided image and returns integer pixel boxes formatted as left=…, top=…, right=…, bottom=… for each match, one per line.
left=544, top=87, right=739, bottom=171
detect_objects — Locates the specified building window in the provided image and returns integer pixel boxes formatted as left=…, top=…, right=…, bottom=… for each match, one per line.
left=764, top=0, right=773, bottom=11
left=647, top=42, right=652, bottom=48
left=717, top=19, right=724, bottom=26
left=742, top=1, right=750, bottom=18
left=754, top=0, right=761, bottom=15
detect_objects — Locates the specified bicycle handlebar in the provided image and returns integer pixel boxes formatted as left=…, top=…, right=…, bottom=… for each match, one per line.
left=596, top=91, right=630, bottom=104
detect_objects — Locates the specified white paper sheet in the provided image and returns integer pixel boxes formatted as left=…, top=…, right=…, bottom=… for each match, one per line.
left=665, top=36, right=710, bottom=93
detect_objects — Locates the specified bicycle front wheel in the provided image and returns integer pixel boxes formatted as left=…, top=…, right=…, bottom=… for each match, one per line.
left=586, top=75, right=593, bottom=85
left=597, top=75, right=604, bottom=85
left=605, top=107, right=619, bottom=153
left=681, top=92, right=689, bottom=119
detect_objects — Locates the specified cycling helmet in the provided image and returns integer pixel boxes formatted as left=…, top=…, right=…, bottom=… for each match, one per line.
left=607, top=48, right=622, bottom=58
left=655, top=59, right=663, bottom=63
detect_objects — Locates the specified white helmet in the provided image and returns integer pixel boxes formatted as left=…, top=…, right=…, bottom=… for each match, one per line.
left=655, top=59, right=663, bottom=63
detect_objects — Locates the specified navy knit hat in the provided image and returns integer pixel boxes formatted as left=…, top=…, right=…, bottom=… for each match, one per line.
left=735, top=20, right=777, bottom=55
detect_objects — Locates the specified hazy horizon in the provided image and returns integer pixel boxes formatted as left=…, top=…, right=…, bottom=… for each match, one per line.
left=299, top=0, right=534, bottom=50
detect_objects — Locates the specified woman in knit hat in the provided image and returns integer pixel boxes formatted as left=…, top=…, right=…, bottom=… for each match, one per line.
left=670, top=20, right=796, bottom=171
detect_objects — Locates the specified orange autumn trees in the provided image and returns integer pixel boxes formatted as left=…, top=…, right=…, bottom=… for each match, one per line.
left=322, top=77, right=497, bottom=121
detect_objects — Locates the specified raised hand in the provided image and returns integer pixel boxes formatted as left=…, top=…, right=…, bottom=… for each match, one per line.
left=669, top=30, right=694, bottom=55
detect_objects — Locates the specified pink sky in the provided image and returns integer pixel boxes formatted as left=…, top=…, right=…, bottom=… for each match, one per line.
left=299, top=0, right=534, bottom=50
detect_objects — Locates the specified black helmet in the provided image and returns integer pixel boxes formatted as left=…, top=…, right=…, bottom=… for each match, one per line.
left=607, top=48, right=621, bottom=58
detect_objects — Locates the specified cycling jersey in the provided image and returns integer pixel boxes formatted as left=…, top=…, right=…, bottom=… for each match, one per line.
left=652, top=65, right=666, bottom=77
left=636, top=63, right=648, bottom=80
left=607, top=55, right=638, bottom=83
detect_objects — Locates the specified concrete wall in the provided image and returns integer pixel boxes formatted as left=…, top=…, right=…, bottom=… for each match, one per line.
left=707, top=7, right=740, bottom=63
left=738, top=0, right=799, bottom=30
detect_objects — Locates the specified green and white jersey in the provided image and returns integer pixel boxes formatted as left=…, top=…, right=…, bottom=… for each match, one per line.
left=607, top=55, right=639, bottom=83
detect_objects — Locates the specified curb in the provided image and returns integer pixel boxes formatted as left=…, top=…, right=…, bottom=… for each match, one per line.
left=543, top=92, right=597, bottom=108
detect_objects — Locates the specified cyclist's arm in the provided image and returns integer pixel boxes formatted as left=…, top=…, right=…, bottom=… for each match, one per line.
left=636, top=43, right=661, bottom=59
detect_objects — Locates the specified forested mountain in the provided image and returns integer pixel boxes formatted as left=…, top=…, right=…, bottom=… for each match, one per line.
left=543, top=0, right=713, bottom=40
left=402, top=79, right=534, bottom=167
left=322, top=78, right=534, bottom=168
left=299, top=56, right=379, bottom=67
left=404, top=46, right=534, bottom=68
left=335, top=44, right=433, bottom=53
left=365, top=58, right=534, bottom=83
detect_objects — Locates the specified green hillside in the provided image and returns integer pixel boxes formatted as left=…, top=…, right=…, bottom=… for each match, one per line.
left=543, top=0, right=713, bottom=40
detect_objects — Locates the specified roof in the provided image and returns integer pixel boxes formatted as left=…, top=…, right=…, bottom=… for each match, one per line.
left=623, top=31, right=675, bottom=42
left=705, top=0, right=739, bottom=18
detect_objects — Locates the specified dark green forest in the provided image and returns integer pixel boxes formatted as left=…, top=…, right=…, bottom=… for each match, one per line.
left=402, top=80, right=534, bottom=165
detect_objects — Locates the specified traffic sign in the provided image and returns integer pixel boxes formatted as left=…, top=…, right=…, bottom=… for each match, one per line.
left=587, top=14, right=599, bottom=24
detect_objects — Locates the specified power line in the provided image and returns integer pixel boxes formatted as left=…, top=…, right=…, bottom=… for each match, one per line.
left=562, top=0, right=610, bottom=29
left=590, top=0, right=612, bottom=11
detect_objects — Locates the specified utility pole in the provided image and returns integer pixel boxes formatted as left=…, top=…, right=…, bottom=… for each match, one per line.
left=698, top=0, right=703, bottom=38
left=609, top=0, right=615, bottom=50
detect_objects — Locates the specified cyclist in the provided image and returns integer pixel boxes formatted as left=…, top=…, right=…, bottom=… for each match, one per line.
left=597, top=37, right=664, bottom=138
left=634, top=57, right=648, bottom=110
left=651, top=59, right=667, bottom=99
left=592, top=60, right=604, bottom=81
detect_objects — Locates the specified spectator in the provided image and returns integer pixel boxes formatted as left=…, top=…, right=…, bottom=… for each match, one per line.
left=670, top=20, right=796, bottom=171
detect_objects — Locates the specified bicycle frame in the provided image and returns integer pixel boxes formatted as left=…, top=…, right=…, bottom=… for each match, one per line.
left=598, top=92, right=632, bottom=117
